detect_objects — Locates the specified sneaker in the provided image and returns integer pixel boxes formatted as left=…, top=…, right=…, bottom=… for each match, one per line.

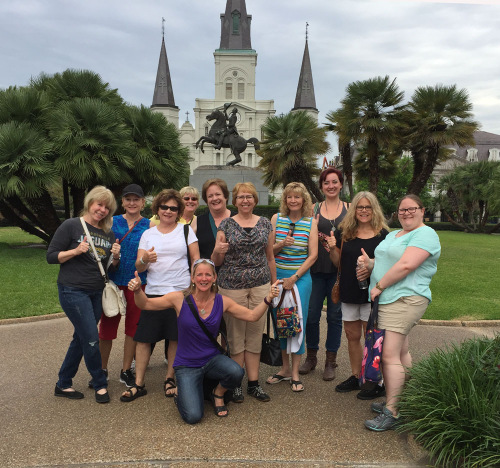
left=364, top=407, right=400, bottom=432
left=119, top=368, right=135, bottom=388
left=232, top=386, right=244, bottom=403
left=371, top=401, right=386, bottom=414
left=357, top=384, right=386, bottom=400
left=247, top=385, right=271, bottom=402
left=88, top=369, right=108, bottom=389
left=335, top=375, right=359, bottom=393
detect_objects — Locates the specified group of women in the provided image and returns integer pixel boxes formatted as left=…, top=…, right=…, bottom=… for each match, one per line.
left=48, top=170, right=440, bottom=431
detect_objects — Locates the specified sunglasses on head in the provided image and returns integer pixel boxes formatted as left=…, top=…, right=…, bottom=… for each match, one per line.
left=192, top=258, right=215, bottom=269
left=183, top=196, right=198, bottom=201
left=159, top=205, right=179, bottom=212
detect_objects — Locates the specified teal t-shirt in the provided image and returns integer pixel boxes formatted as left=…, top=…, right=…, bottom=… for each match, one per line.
left=369, top=225, right=441, bottom=304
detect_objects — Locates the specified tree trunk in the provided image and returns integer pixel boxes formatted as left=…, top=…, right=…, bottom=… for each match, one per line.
left=71, top=186, right=86, bottom=216
left=340, top=142, right=354, bottom=199
left=408, top=151, right=426, bottom=195
left=408, top=144, right=440, bottom=196
left=367, top=140, right=379, bottom=194
left=25, top=189, right=61, bottom=238
left=62, top=178, right=71, bottom=219
left=0, top=199, right=50, bottom=242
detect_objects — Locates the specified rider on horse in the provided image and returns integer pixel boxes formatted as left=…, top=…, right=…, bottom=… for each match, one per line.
left=214, top=103, right=238, bottom=150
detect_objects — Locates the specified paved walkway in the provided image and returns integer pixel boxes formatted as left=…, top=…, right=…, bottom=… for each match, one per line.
left=1, top=315, right=498, bottom=468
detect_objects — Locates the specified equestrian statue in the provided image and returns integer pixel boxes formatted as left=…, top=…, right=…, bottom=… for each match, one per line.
left=195, top=102, right=260, bottom=166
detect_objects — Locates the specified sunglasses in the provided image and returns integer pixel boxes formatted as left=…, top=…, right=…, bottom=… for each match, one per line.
left=183, top=196, right=198, bottom=201
left=192, top=258, right=215, bottom=268
left=159, top=205, right=179, bottom=212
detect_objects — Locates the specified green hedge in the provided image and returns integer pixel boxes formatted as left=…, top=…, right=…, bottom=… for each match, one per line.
left=398, top=336, right=500, bottom=467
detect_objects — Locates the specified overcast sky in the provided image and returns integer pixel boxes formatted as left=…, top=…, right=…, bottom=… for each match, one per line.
left=1, top=0, right=499, bottom=153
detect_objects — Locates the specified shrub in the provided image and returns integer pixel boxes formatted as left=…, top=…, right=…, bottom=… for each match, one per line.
left=398, top=336, right=500, bottom=467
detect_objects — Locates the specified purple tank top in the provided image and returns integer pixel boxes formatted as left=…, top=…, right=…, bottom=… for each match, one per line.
left=173, top=294, right=223, bottom=368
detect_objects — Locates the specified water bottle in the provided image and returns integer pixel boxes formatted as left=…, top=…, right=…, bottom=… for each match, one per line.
left=356, top=263, right=368, bottom=289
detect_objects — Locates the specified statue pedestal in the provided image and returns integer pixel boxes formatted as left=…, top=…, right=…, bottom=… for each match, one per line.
left=190, top=165, right=269, bottom=205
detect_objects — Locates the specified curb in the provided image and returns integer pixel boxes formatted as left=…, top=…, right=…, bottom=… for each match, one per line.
left=0, top=312, right=65, bottom=325
left=2, top=312, right=499, bottom=328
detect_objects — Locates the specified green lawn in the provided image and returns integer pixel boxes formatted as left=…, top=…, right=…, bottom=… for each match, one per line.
left=0, top=227, right=499, bottom=321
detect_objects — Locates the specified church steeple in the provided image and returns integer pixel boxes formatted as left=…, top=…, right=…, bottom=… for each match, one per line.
left=219, top=0, right=253, bottom=50
left=291, top=24, right=318, bottom=119
left=151, top=21, right=177, bottom=109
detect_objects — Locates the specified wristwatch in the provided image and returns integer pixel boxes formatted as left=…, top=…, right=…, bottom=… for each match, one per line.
left=113, top=254, right=121, bottom=261
left=375, top=281, right=385, bottom=292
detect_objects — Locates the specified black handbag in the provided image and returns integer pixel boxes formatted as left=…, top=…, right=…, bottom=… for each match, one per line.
left=260, top=306, right=283, bottom=367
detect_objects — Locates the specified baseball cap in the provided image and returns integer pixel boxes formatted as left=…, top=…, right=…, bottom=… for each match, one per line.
left=122, top=184, right=144, bottom=198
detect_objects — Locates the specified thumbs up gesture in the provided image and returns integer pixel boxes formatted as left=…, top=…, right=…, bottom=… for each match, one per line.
left=357, top=248, right=373, bottom=273
left=75, top=236, right=89, bottom=255
left=326, top=230, right=336, bottom=250
left=111, top=239, right=121, bottom=260
left=128, top=271, right=142, bottom=292
left=213, top=233, right=229, bottom=254
left=143, top=246, right=157, bottom=264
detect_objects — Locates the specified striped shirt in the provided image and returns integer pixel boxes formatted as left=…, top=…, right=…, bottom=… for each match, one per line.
left=275, top=214, right=313, bottom=271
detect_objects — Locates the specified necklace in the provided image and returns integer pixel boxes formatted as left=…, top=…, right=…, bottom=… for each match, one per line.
left=324, top=199, right=341, bottom=230
left=193, top=295, right=214, bottom=315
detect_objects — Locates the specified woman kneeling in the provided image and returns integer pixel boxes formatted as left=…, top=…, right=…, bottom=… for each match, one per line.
left=128, top=259, right=280, bottom=424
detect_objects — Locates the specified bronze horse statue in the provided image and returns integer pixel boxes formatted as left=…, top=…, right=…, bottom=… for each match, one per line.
left=195, top=109, right=260, bottom=166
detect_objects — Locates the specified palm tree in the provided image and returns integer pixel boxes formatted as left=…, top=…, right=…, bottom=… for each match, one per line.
left=47, top=97, right=134, bottom=214
left=0, top=121, right=60, bottom=241
left=324, top=112, right=354, bottom=199
left=329, top=76, right=405, bottom=194
left=257, top=111, right=330, bottom=202
left=121, top=105, right=190, bottom=196
left=404, top=84, right=478, bottom=196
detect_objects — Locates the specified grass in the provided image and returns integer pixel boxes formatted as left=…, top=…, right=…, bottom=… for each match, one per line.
left=0, top=227, right=499, bottom=320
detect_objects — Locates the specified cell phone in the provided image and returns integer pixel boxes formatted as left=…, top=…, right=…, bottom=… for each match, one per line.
left=288, top=222, right=295, bottom=236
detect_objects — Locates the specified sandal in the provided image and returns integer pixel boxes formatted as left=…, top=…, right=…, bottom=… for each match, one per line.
left=164, top=378, right=177, bottom=398
left=211, top=391, right=228, bottom=418
left=266, top=373, right=291, bottom=385
left=291, top=380, right=305, bottom=392
left=120, top=384, right=147, bottom=402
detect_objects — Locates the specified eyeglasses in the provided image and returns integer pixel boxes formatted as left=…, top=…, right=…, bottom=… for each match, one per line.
left=159, top=205, right=179, bottom=212
left=356, top=206, right=372, bottom=212
left=398, top=207, right=421, bottom=214
left=192, top=258, right=215, bottom=268
left=236, top=195, right=254, bottom=201
left=183, top=196, right=198, bottom=201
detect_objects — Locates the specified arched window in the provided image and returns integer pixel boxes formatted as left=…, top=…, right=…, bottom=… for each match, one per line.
left=225, top=81, right=233, bottom=99
left=216, top=152, right=221, bottom=165
left=247, top=153, right=253, bottom=167
left=466, top=148, right=478, bottom=162
left=238, top=82, right=245, bottom=99
left=232, top=10, right=241, bottom=35
left=489, top=148, right=500, bottom=161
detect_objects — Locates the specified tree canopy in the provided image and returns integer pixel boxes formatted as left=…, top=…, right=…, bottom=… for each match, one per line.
left=0, top=69, right=189, bottom=242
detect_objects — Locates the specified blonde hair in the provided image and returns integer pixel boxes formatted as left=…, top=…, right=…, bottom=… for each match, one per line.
left=184, top=259, right=218, bottom=297
left=232, top=182, right=258, bottom=205
left=338, top=191, right=389, bottom=241
left=81, top=186, right=117, bottom=233
left=280, top=182, right=312, bottom=218
left=180, top=186, right=200, bottom=200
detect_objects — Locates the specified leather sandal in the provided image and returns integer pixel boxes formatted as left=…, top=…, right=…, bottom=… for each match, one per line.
left=120, top=384, right=147, bottom=402
left=211, top=391, right=228, bottom=417
left=164, top=378, right=177, bottom=398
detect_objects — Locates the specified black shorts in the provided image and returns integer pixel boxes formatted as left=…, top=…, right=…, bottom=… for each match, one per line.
left=133, top=295, right=178, bottom=343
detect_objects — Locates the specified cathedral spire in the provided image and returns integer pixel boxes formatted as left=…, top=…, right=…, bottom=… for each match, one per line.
left=151, top=21, right=177, bottom=109
left=219, top=0, right=253, bottom=50
left=292, top=23, right=317, bottom=113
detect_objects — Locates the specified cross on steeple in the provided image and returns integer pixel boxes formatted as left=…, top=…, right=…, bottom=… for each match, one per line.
left=162, top=17, right=165, bottom=38
left=185, top=111, right=190, bottom=122
left=306, top=22, right=309, bottom=41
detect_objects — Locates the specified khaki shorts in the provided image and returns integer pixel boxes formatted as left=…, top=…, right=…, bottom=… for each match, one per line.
left=378, top=296, right=429, bottom=335
left=219, top=283, right=269, bottom=355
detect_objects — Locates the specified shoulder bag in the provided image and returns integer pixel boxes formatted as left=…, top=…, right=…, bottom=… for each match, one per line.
left=80, top=218, right=126, bottom=318
left=331, top=237, right=344, bottom=304
left=260, top=306, right=283, bottom=366
left=185, top=294, right=232, bottom=403
left=359, top=296, right=385, bottom=386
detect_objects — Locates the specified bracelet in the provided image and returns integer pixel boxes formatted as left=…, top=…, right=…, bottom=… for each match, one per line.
left=113, top=254, right=121, bottom=261
left=294, top=273, right=300, bottom=280
left=375, top=281, right=385, bottom=292
left=139, top=257, right=147, bottom=265
left=263, top=297, right=272, bottom=306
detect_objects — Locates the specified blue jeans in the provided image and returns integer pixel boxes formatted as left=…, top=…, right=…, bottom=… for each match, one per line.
left=57, top=284, right=108, bottom=391
left=306, top=272, right=343, bottom=353
left=174, top=354, right=244, bottom=425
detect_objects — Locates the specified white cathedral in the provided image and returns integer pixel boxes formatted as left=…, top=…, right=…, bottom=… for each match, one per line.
left=149, top=0, right=318, bottom=174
